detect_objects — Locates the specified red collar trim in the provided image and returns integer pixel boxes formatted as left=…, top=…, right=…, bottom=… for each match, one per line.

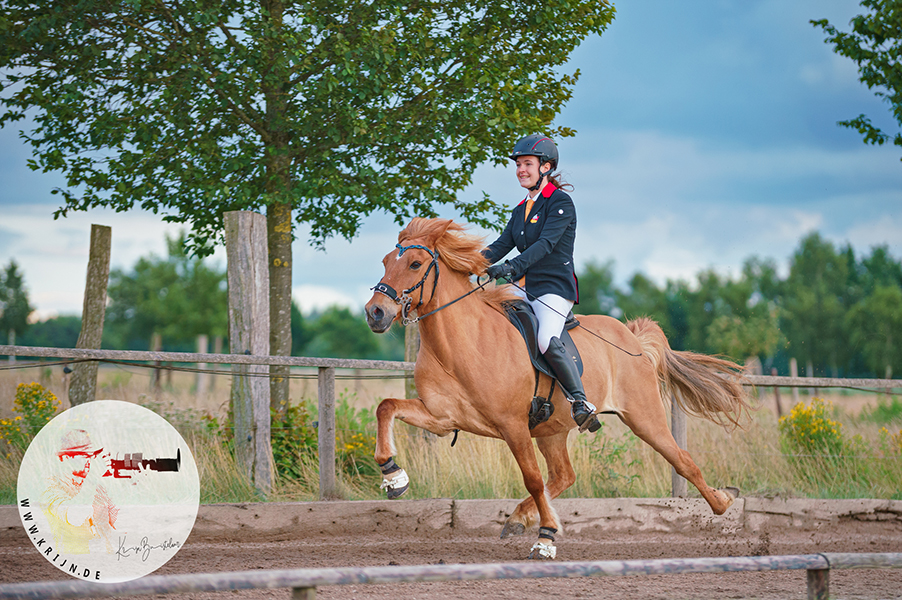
left=541, top=182, right=557, bottom=198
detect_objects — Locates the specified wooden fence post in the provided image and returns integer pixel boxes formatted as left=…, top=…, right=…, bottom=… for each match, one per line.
left=671, top=394, right=688, bottom=498
left=772, top=367, right=783, bottom=417
left=150, top=332, right=162, bottom=393
left=225, top=211, right=273, bottom=496
left=196, top=334, right=210, bottom=400
left=790, top=358, right=800, bottom=405
left=69, top=224, right=112, bottom=406
left=404, top=323, right=419, bottom=400
left=318, top=366, right=338, bottom=499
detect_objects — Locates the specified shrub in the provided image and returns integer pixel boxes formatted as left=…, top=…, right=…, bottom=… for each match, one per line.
left=779, top=398, right=845, bottom=458
left=0, top=383, right=61, bottom=457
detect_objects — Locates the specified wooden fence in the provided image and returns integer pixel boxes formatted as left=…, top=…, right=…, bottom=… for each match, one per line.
left=2, top=344, right=901, bottom=500
left=0, top=552, right=900, bottom=600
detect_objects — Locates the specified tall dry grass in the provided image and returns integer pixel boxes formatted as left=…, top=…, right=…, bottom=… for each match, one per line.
left=1, top=364, right=900, bottom=503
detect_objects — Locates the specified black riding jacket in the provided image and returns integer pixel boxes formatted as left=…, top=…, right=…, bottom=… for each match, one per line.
left=483, top=182, right=580, bottom=303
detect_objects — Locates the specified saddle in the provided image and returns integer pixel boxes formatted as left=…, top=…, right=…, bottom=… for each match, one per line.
left=501, top=300, right=583, bottom=429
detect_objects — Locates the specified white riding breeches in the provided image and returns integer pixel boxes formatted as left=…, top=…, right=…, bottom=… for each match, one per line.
left=510, top=287, right=574, bottom=354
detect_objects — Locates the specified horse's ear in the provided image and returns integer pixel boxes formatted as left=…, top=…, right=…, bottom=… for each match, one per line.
left=429, top=219, right=455, bottom=244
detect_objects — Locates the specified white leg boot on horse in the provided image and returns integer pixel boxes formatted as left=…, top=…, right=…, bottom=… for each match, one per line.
left=373, top=396, right=450, bottom=500
left=502, top=429, right=575, bottom=539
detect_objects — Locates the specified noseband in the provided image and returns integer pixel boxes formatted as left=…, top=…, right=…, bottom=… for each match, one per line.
left=372, top=243, right=440, bottom=326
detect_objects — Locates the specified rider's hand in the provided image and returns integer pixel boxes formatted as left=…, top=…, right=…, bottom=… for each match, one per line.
left=486, top=262, right=515, bottom=281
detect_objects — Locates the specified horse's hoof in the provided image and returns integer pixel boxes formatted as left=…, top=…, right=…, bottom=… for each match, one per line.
left=527, top=540, right=556, bottom=560
left=379, top=469, right=410, bottom=500
left=723, top=486, right=741, bottom=500
left=500, top=522, right=526, bottom=539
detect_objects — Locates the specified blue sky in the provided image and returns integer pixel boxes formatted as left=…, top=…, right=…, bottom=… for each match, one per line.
left=1, top=0, right=900, bottom=319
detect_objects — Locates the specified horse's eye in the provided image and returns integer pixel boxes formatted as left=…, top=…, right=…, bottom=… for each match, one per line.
left=410, top=261, right=422, bottom=270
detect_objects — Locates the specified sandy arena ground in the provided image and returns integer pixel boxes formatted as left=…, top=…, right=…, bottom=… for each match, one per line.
left=2, top=500, right=902, bottom=600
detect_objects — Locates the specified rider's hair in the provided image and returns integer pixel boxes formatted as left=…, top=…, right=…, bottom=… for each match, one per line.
left=547, top=172, right=574, bottom=192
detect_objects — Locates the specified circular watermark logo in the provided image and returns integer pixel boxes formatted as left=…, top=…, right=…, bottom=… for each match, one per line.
left=16, top=400, right=200, bottom=583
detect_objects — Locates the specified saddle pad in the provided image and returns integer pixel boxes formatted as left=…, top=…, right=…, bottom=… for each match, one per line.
left=502, top=300, right=583, bottom=379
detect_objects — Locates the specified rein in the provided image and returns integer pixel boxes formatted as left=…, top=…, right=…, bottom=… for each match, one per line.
left=509, top=281, right=643, bottom=358
left=372, top=242, right=489, bottom=326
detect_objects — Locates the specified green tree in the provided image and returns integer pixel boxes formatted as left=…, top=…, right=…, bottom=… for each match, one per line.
left=0, top=0, right=615, bottom=412
left=290, top=300, right=308, bottom=356
left=617, top=272, right=669, bottom=327
left=813, top=1, right=902, bottom=158
left=846, top=284, right=902, bottom=378
left=19, top=315, right=82, bottom=348
left=305, top=306, right=379, bottom=359
left=576, top=259, right=617, bottom=316
left=0, top=260, right=34, bottom=345
left=105, top=235, right=228, bottom=350
left=780, top=233, right=850, bottom=376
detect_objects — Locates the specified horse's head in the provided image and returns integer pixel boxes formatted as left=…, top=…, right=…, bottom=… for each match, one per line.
left=365, top=218, right=454, bottom=333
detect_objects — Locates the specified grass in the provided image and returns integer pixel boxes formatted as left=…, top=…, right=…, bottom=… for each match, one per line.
left=1, top=364, right=901, bottom=504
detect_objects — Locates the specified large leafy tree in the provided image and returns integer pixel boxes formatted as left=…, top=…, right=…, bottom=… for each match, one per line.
left=846, top=284, right=902, bottom=378
left=0, top=0, right=615, bottom=412
left=105, top=235, right=228, bottom=350
left=780, top=233, right=851, bottom=376
left=812, top=1, right=902, bottom=158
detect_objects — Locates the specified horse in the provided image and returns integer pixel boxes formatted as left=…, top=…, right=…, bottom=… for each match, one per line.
left=364, top=217, right=750, bottom=560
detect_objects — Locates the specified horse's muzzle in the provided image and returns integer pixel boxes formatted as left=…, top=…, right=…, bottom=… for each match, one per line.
left=365, top=300, right=395, bottom=333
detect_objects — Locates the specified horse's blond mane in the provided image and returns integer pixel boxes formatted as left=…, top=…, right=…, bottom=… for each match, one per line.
left=399, top=218, right=518, bottom=309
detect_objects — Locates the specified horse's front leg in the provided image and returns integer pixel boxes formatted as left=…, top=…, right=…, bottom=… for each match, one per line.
left=502, top=429, right=575, bottom=539
left=374, top=397, right=446, bottom=499
left=502, top=428, right=563, bottom=560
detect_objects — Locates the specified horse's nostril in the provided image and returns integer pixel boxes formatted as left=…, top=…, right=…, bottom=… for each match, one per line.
left=372, top=306, right=384, bottom=321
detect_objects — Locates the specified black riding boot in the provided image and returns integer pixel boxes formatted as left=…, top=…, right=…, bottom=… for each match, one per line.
left=543, top=337, right=601, bottom=433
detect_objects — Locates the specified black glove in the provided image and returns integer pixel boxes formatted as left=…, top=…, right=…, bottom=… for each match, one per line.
left=486, top=262, right=515, bottom=281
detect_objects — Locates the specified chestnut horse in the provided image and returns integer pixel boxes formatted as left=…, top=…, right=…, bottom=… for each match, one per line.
left=365, top=218, right=750, bottom=560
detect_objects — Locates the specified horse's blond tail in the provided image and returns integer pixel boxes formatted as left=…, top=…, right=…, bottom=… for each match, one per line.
left=626, top=317, right=751, bottom=428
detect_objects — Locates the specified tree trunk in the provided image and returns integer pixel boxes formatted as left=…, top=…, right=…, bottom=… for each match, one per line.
left=262, top=0, right=292, bottom=418
left=7, top=329, right=14, bottom=364
left=69, top=224, right=112, bottom=406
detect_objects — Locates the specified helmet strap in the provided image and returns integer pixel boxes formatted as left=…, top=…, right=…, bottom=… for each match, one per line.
left=528, top=166, right=554, bottom=191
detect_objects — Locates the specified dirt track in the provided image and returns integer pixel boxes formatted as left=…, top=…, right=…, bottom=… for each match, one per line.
left=2, top=500, right=902, bottom=600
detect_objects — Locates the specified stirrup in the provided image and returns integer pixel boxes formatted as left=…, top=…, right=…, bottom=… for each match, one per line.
left=571, top=400, right=601, bottom=433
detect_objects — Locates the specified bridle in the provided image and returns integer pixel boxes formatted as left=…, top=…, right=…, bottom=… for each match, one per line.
left=372, top=242, right=491, bottom=326
left=372, top=243, right=441, bottom=326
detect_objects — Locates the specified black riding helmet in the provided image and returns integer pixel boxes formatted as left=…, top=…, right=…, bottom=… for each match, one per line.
left=509, top=134, right=559, bottom=191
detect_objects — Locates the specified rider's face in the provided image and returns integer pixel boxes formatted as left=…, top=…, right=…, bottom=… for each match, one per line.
left=516, top=156, right=551, bottom=190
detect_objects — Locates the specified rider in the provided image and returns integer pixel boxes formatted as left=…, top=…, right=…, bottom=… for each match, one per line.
left=482, top=134, right=601, bottom=433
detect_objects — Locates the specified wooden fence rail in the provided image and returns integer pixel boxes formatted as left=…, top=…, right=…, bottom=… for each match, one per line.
left=0, top=552, right=899, bottom=600
left=2, top=344, right=901, bottom=500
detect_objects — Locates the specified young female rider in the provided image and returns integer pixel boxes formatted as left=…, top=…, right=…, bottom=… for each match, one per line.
left=482, top=134, right=600, bottom=433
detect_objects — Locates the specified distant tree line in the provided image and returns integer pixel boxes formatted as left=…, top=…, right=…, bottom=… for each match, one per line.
left=14, top=235, right=406, bottom=362
left=577, top=232, right=902, bottom=379
left=10, top=231, right=902, bottom=378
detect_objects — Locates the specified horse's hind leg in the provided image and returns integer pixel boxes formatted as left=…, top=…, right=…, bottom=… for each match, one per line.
left=373, top=397, right=446, bottom=499
left=620, top=391, right=737, bottom=515
left=502, top=430, right=575, bottom=538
